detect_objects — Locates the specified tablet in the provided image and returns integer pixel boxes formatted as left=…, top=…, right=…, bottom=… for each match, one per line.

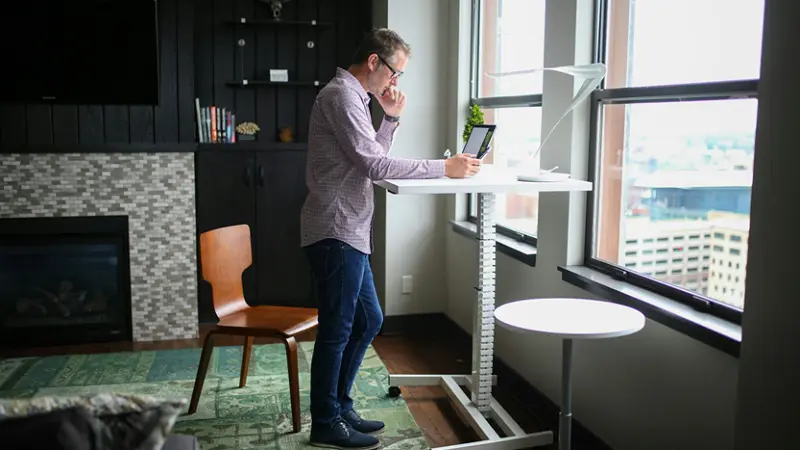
left=462, top=124, right=496, bottom=159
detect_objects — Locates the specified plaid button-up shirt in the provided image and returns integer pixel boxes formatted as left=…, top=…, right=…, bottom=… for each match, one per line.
left=300, top=68, right=446, bottom=254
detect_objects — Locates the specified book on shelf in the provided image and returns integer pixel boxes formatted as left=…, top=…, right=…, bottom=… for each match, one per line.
left=195, top=98, right=236, bottom=143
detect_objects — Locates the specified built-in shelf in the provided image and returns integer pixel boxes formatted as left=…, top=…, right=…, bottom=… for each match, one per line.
left=197, top=142, right=307, bottom=151
left=0, top=143, right=198, bottom=154
left=0, top=142, right=308, bottom=154
left=226, top=80, right=327, bottom=87
left=227, top=18, right=333, bottom=26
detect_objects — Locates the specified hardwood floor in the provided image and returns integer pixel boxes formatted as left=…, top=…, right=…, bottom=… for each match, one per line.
left=0, top=323, right=557, bottom=449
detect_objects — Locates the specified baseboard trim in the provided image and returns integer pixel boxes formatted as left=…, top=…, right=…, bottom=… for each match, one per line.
left=380, top=312, right=449, bottom=336
left=382, top=312, right=613, bottom=450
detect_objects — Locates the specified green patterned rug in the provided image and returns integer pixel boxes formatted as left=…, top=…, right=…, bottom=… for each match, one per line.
left=0, top=342, right=427, bottom=450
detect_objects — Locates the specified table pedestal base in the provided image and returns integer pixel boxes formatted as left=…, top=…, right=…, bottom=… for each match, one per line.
left=559, top=339, right=573, bottom=450
left=389, top=374, right=553, bottom=450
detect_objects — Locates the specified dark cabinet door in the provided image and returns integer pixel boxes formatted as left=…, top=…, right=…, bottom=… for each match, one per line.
left=195, top=151, right=258, bottom=322
left=254, top=150, right=315, bottom=308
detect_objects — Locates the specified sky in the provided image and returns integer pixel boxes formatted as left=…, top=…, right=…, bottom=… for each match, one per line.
left=482, top=0, right=765, bottom=139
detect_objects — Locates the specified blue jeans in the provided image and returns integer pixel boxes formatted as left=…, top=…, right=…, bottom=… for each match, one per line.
left=304, top=238, right=384, bottom=428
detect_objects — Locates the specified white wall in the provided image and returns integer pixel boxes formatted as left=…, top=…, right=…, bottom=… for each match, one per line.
left=372, top=0, right=453, bottom=316
left=445, top=1, right=741, bottom=450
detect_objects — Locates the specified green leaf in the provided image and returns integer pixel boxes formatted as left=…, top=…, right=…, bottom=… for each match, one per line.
left=462, top=104, right=485, bottom=143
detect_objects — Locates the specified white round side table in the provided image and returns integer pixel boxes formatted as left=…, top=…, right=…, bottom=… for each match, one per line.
left=494, top=298, right=645, bottom=450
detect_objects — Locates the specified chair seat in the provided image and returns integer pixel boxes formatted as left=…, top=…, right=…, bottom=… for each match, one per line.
left=216, top=305, right=319, bottom=337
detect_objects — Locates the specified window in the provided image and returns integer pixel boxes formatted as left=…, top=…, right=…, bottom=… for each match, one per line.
left=586, top=0, right=763, bottom=322
left=468, top=0, right=546, bottom=242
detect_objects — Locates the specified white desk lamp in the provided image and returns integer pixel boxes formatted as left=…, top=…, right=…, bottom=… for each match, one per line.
left=484, top=63, right=607, bottom=182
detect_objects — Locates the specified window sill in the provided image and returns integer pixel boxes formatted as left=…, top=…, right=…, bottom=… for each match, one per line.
left=558, top=265, right=741, bottom=357
left=450, top=221, right=537, bottom=267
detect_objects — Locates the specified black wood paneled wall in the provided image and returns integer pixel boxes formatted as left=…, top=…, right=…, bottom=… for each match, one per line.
left=0, top=0, right=196, bottom=148
left=0, top=0, right=371, bottom=149
left=196, top=0, right=372, bottom=144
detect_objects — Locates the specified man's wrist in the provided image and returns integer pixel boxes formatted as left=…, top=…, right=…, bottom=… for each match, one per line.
left=384, top=114, right=400, bottom=123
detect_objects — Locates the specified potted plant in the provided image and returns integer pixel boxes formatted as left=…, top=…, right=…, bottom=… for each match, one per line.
left=236, top=122, right=260, bottom=141
left=462, top=103, right=485, bottom=143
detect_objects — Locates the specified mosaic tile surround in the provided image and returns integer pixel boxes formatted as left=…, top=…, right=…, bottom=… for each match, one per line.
left=0, top=153, right=199, bottom=342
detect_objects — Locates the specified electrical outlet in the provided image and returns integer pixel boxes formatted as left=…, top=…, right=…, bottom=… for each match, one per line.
left=401, top=275, right=413, bottom=294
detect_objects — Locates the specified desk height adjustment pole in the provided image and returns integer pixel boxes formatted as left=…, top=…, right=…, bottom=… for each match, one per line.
left=473, top=192, right=497, bottom=412
left=386, top=190, right=552, bottom=450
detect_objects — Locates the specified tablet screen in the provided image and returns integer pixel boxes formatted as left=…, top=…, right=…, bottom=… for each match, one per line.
left=463, top=125, right=495, bottom=159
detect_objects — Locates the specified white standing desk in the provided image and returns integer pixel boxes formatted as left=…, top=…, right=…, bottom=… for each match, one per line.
left=495, top=299, right=645, bottom=450
left=374, top=167, right=592, bottom=450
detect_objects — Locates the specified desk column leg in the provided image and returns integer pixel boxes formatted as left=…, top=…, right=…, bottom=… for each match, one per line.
left=472, top=192, right=496, bottom=413
left=559, top=338, right=573, bottom=450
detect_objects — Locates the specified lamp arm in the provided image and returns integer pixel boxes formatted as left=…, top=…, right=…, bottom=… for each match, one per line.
left=485, top=63, right=607, bottom=164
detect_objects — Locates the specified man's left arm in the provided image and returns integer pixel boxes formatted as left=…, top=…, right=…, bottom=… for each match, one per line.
left=375, top=116, right=398, bottom=154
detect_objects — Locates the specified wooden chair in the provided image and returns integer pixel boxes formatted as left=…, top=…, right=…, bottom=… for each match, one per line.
left=188, top=224, right=318, bottom=433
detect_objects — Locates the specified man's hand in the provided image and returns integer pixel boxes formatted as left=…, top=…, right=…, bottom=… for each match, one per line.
left=445, top=153, right=481, bottom=178
left=376, top=86, right=406, bottom=118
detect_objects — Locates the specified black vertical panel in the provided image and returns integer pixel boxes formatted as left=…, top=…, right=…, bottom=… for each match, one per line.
left=25, top=106, right=52, bottom=146
left=78, top=106, right=104, bottom=145
left=177, top=0, right=196, bottom=142
left=336, top=0, right=358, bottom=69
left=129, top=107, right=155, bottom=143
left=276, top=2, right=298, bottom=140
left=255, top=4, right=276, bottom=142
left=212, top=0, right=234, bottom=114
left=195, top=151, right=258, bottom=321
left=51, top=106, right=79, bottom=145
left=195, top=0, right=214, bottom=107
left=318, top=1, right=337, bottom=82
left=233, top=0, right=257, bottom=132
left=0, top=106, right=27, bottom=146
left=255, top=150, right=314, bottom=307
left=103, top=106, right=130, bottom=143
left=295, top=0, right=318, bottom=142
left=155, top=0, right=179, bottom=142
left=357, top=0, right=373, bottom=39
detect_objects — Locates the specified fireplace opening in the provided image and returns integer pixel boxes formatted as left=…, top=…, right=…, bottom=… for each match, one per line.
left=0, top=216, right=132, bottom=348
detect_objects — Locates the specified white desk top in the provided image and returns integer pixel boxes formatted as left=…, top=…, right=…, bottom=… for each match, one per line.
left=494, top=298, right=645, bottom=339
left=373, top=166, right=592, bottom=195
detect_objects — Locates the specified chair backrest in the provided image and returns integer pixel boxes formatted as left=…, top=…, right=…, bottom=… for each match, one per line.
left=199, top=224, right=252, bottom=318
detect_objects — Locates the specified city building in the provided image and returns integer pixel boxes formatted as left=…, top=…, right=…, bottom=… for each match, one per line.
left=707, top=212, right=750, bottom=308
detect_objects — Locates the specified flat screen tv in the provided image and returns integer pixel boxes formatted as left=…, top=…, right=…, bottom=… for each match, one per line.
left=0, top=1, right=159, bottom=105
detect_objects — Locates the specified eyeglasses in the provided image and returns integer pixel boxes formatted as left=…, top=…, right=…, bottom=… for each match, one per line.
left=377, top=55, right=403, bottom=79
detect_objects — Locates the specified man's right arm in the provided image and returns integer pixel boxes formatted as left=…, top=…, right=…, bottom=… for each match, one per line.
left=324, top=88, right=445, bottom=181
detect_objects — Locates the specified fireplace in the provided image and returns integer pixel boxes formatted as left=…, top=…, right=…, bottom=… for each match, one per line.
left=0, top=216, right=132, bottom=347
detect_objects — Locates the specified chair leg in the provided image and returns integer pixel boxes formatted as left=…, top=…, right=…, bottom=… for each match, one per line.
left=284, top=336, right=301, bottom=433
left=189, top=330, right=216, bottom=414
left=240, top=336, right=254, bottom=388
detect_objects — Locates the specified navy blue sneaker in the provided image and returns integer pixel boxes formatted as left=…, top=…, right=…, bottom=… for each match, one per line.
left=309, top=418, right=381, bottom=449
left=342, top=409, right=386, bottom=435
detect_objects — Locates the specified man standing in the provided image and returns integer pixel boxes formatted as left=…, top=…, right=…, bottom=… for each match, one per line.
left=300, top=28, right=480, bottom=449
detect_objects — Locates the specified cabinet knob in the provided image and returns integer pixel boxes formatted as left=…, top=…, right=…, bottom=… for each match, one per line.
left=257, top=165, right=265, bottom=187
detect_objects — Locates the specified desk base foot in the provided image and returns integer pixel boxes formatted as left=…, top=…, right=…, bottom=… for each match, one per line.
left=389, top=374, right=553, bottom=450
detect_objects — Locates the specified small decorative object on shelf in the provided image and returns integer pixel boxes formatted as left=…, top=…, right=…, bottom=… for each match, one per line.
left=270, top=69, right=289, bottom=82
left=237, top=122, right=260, bottom=141
left=278, top=127, right=294, bottom=143
left=462, top=103, right=485, bottom=144
left=260, top=0, right=291, bottom=20
left=195, top=98, right=236, bottom=143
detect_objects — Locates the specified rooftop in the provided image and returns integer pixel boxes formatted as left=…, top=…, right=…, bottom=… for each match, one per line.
left=634, top=170, right=753, bottom=189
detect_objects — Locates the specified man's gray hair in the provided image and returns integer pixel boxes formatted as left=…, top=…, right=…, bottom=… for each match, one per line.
left=351, top=28, right=411, bottom=65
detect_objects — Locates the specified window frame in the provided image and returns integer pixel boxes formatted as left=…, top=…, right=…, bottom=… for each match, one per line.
left=583, top=0, right=760, bottom=325
left=466, top=0, right=544, bottom=245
